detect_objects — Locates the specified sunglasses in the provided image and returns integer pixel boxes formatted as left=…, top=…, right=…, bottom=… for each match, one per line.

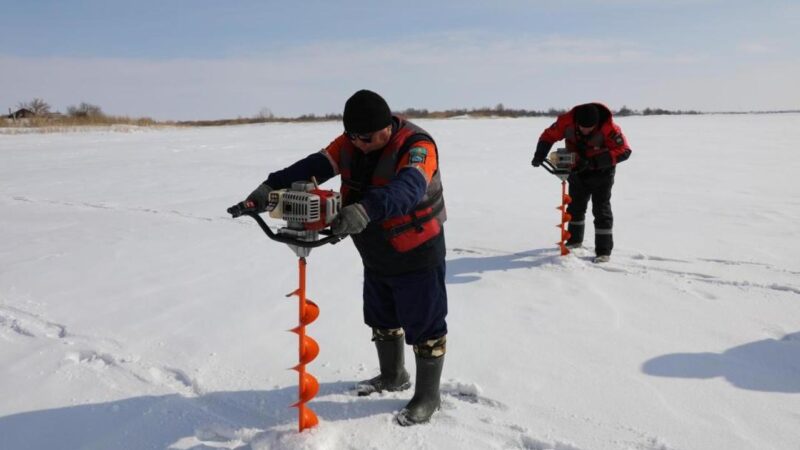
left=345, top=131, right=375, bottom=143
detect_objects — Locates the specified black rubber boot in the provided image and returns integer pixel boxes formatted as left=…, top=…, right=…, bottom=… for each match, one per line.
left=595, top=233, right=613, bottom=257
left=395, top=354, right=444, bottom=426
left=566, top=222, right=585, bottom=248
left=356, top=334, right=411, bottom=396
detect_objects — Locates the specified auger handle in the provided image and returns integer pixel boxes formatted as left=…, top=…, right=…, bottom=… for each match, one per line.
left=227, top=201, right=254, bottom=218
left=541, top=159, right=570, bottom=175
left=227, top=203, right=346, bottom=247
left=541, top=159, right=573, bottom=181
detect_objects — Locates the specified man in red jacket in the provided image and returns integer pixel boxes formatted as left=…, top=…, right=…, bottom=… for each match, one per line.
left=531, top=103, right=632, bottom=262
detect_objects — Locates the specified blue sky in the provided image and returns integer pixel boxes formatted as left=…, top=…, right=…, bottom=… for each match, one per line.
left=2, top=0, right=798, bottom=119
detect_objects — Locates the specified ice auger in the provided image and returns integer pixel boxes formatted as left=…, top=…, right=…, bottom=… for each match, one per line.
left=541, top=148, right=575, bottom=256
left=228, top=180, right=343, bottom=432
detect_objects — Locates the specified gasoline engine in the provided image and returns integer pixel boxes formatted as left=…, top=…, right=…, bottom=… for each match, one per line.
left=263, top=181, right=342, bottom=256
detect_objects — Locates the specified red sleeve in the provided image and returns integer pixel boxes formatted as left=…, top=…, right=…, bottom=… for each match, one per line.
left=604, top=122, right=631, bottom=164
left=539, top=113, right=571, bottom=144
left=587, top=120, right=631, bottom=168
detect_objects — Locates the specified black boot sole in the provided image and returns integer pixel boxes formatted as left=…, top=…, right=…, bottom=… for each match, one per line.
left=395, top=403, right=441, bottom=426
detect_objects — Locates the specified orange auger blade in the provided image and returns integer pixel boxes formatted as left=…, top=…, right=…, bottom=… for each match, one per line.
left=290, top=257, right=321, bottom=432
left=299, top=335, right=320, bottom=364
left=301, top=300, right=319, bottom=325
left=297, top=405, right=319, bottom=431
left=298, top=372, right=320, bottom=402
left=557, top=180, right=571, bottom=256
left=291, top=372, right=320, bottom=404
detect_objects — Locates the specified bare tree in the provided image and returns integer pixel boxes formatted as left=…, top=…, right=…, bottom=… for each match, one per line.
left=616, top=105, right=635, bottom=116
left=67, top=102, right=104, bottom=118
left=17, top=98, right=51, bottom=115
left=256, top=107, right=275, bottom=120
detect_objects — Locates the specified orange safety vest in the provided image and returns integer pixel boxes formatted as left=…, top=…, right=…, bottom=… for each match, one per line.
left=337, top=119, right=446, bottom=253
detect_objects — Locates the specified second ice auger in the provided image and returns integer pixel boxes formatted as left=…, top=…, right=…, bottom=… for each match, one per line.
left=541, top=148, right=575, bottom=256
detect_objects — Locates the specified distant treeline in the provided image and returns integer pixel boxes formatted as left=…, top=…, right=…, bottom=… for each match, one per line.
left=4, top=98, right=159, bottom=127
left=177, top=104, right=710, bottom=127
left=394, top=104, right=709, bottom=118
left=175, top=113, right=343, bottom=127
left=4, top=98, right=798, bottom=129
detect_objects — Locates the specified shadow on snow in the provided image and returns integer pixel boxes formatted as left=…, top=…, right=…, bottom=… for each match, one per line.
left=0, top=381, right=405, bottom=450
left=642, top=331, right=800, bottom=393
left=446, top=248, right=556, bottom=284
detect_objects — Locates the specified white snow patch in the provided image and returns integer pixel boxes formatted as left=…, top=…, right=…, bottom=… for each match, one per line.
left=1, top=115, right=799, bottom=450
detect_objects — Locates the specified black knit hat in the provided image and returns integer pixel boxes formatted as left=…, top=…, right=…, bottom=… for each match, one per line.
left=343, top=90, right=392, bottom=134
left=574, top=104, right=600, bottom=127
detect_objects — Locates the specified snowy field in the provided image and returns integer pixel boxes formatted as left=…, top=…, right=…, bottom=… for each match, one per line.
left=1, top=114, right=799, bottom=450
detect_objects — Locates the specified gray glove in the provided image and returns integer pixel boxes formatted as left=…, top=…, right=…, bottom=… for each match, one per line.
left=331, top=203, right=370, bottom=235
left=246, top=183, right=273, bottom=212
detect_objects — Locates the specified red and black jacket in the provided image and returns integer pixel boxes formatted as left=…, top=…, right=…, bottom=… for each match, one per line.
left=536, top=103, right=632, bottom=172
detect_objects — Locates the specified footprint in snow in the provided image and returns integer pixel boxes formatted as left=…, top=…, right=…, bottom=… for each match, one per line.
left=441, top=380, right=508, bottom=410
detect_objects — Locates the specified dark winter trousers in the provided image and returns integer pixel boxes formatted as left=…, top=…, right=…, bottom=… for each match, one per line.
left=567, top=168, right=615, bottom=256
left=363, top=261, right=448, bottom=346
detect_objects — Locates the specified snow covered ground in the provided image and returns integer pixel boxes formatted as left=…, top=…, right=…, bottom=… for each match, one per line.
left=1, top=114, right=799, bottom=450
